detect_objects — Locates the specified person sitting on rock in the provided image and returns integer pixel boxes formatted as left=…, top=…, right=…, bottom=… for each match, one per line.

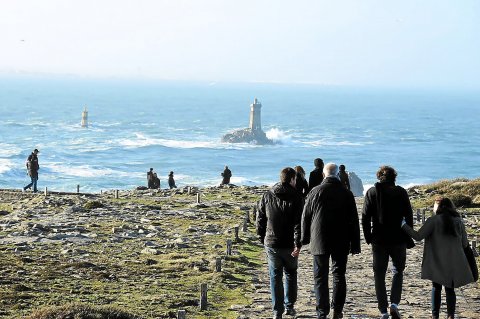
left=168, top=171, right=177, bottom=189
left=221, top=166, right=232, bottom=185
left=339, top=164, right=350, bottom=190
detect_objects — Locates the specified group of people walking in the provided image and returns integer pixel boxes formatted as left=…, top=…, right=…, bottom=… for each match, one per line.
left=257, top=162, right=476, bottom=319
left=147, top=168, right=177, bottom=189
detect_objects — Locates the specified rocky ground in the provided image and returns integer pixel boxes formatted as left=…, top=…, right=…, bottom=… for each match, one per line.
left=0, top=180, right=479, bottom=319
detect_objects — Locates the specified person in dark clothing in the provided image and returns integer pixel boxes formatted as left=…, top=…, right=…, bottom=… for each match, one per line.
left=338, top=164, right=350, bottom=190
left=308, top=158, right=324, bottom=192
left=301, top=163, right=361, bottom=319
left=152, top=173, right=160, bottom=189
left=221, top=165, right=232, bottom=185
left=257, top=167, right=303, bottom=319
left=294, top=165, right=309, bottom=197
left=168, top=171, right=177, bottom=189
left=362, top=166, right=415, bottom=319
left=147, top=168, right=154, bottom=189
left=23, top=149, right=40, bottom=193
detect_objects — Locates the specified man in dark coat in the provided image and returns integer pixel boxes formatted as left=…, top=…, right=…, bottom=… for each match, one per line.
left=168, top=171, right=177, bottom=189
left=257, top=167, right=303, bottom=319
left=308, top=158, right=324, bottom=192
left=221, top=165, right=232, bottom=185
left=302, top=163, right=361, bottom=319
left=338, top=164, right=350, bottom=190
left=23, top=149, right=40, bottom=193
left=147, top=168, right=154, bottom=189
left=362, top=166, right=415, bottom=319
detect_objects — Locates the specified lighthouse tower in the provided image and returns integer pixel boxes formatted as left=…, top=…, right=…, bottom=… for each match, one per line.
left=81, top=106, right=88, bottom=128
left=249, top=98, right=262, bottom=132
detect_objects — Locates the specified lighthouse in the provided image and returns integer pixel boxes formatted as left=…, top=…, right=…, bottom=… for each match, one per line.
left=81, top=107, right=88, bottom=128
left=249, top=98, right=262, bottom=132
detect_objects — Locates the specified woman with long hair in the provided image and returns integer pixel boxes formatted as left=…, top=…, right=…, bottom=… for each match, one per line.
left=401, top=197, right=475, bottom=319
left=294, top=165, right=309, bottom=197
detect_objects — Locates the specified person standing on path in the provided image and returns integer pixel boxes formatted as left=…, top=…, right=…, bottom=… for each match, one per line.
left=308, top=158, right=324, bottom=193
left=168, top=171, right=177, bottom=189
left=257, top=167, right=303, bottom=319
left=402, top=197, right=475, bottom=319
left=147, top=168, right=154, bottom=189
left=301, top=162, right=361, bottom=319
left=221, top=165, right=232, bottom=185
left=23, top=149, right=40, bottom=193
left=362, top=165, right=415, bottom=319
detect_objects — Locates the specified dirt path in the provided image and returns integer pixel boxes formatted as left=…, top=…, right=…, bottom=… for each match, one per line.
left=240, top=199, right=480, bottom=319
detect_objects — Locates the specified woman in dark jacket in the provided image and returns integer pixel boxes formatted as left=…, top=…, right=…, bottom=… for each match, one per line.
left=294, top=166, right=309, bottom=197
left=402, top=197, right=474, bottom=319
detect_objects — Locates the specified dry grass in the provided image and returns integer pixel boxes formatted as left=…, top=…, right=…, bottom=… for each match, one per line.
left=26, top=303, right=141, bottom=319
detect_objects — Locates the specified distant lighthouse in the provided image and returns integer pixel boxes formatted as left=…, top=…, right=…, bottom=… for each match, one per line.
left=249, top=98, right=262, bottom=132
left=81, top=107, right=88, bottom=128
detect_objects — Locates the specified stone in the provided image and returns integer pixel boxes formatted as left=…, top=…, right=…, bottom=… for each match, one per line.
left=348, top=171, right=364, bottom=197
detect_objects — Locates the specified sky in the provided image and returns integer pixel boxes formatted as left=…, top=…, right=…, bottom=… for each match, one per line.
left=0, top=0, right=479, bottom=89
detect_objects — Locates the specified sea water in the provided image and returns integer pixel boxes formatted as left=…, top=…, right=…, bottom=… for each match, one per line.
left=0, top=76, right=479, bottom=193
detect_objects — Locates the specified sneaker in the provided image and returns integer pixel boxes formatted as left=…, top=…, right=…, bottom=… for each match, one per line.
left=390, top=304, right=401, bottom=319
left=284, top=308, right=296, bottom=316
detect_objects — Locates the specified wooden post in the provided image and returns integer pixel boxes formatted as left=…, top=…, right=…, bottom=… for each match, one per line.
left=215, top=257, right=222, bottom=272
left=177, top=310, right=186, bottom=319
left=44, top=187, right=48, bottom=196
left=226, top=239, right=232, bottom=255
left=422, top=209, right=426, bottom=224
left=188, top=186, right=191, bottom=194
left=234, top=226, right=239, bottom=241
left=196, top=192, right=201, bottom=204
left=100, top=189, right=103, bottom=194
left=473, top=240, right=479, bottom=257
left=115, top=189, right=119, bottom=199
left=199, top=283, right=208, bottom=310
left=243, top=217, right=248, bottom=232
left=245, top=210, right=250, bottom=223
left=77, top=184, right=80, bottom=193
left=416, top=209, right=421, bottom=222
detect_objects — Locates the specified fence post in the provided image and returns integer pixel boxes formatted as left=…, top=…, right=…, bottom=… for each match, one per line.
left=416, top=209, right=421, bottom=223
left=196, top=192, right=201, bottom=204
left=77, top=184, right=80, bottom=193
left=200, top=283, right=208, bottom=310
left=177, top=309, right=186, bottom=319
left=44, top=187, right=48, bottom=196
left=422, top=209, right=426, bottom=224
left=188, top=186, right=191, bottom=194
left=115, top=189, right=119, bottom=199
left=226, top=239, right=232, bottom=255
left=215, top=257, right=222, bottom=272
left=243, top=218, right=248, bottom=232
left=245, top=210, right=250, bottom=223
left=473, top=240, right=479, bottom=257
left=253, top=207, right=257, bottom=221
left=234, top=226, right=239, bottom=241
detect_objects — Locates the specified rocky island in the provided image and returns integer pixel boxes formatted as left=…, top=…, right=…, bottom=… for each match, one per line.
left=221, top=98, right=274, bottom=145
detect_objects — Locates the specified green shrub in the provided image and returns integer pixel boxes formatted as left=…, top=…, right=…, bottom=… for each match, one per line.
left=84, top=201, right=104, bottom=210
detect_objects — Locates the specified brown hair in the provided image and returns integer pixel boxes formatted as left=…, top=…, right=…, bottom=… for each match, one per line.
left=376, top=165, right=397, bottom=182
left=280, top=167, right=296, bottom=184
left=294, top=165, right=305, bottom=178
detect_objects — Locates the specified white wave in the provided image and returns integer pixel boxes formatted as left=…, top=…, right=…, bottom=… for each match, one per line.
left=265, top=128, right=293, bottom=144
left=0, top=143, right=22, bottom=157
left=0, top=159, right=15, bottom=174
left=119, top=132, right=222, bottom=149
left=302, top=140, right=366, bottom=147
left=44, top=163, right=133, bottom=178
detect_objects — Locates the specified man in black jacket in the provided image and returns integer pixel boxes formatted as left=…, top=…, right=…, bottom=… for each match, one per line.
left=362, top=166, right=414, bottom=319
left=257, top=167, right=303, bottom=319
left=308, top=158, right=324, bottom=192
left=301, top=163, right=360, bottom=319
left=23, top=149, right=40, bottom=193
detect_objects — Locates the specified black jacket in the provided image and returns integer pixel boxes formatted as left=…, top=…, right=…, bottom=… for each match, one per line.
left=295, top=174, right=309, bottom=197
left=301, top=177, right=361, bottom=255
left=26, top=153, right=39, bottom=178
left=362, top=181, right=415, bottom=247
left=308, top=168, right=323, bottom=192
left=256, top=182, right=303, bottom=249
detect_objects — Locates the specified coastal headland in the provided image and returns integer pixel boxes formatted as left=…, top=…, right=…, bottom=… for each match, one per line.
left=0, top=179, right=479, bottom=319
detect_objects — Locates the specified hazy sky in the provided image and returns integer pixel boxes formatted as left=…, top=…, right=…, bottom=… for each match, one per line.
left=1, top=1, right=479, bottom=88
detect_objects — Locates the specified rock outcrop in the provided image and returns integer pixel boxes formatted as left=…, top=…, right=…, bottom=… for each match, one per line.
left=348, top=171, right=364, bottom=196
left=221, top=128, right=273, bottom=145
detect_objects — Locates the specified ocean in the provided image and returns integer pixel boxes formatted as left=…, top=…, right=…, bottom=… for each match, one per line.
left=0, top=76, right=479, bottom=193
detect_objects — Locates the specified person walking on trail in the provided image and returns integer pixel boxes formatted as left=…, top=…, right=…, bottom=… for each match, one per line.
left=402, top=197, right=475, bottom=319
left=362, top=165, right=415, bottom=319
left=338, top=164, right=350, bottom=190
left=301, top=162, right=361, bottom=319
left=221, top=165, right=232, bottom=185
left=168, top=171, right=177, bottom=189
left=23, top=149, right=40, bottom=193
left=257, top=167, right=303, bottom=319
left=147, top=168, right=154, bottom=189
left=308, top=158, right=324, bottom=192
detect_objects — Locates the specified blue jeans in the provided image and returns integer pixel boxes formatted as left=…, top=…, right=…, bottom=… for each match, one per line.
left=24, top=175, right=38, bottom=192
left=266, top=247, right=298, bottom=316
left=313, top=253, right=348, bottom=318
left=432, top=282, right=456, bottom=317
left=372, top=243, right=406, bottom=314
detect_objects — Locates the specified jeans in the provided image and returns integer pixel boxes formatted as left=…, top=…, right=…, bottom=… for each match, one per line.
left=313, top=252, right=348, bottom=318
left=372, top=243, right=406, bottom=314
left=24, top=175, right=38, bottom=192
left=432, top=282, right=456, bottom=317
left=266, top=247, right=298, bottom=316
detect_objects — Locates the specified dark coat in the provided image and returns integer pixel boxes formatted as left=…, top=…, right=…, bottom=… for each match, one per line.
left=301, top=177, right=361, bottom=255
left=221, top=168, right=232, bottom=184
left=26, top=153, right=39, bottom=178
left=168, top=175, right=176, bottom=189
left=295, top=174, right=309, bottom=197
left=147, top=171, right=154, bottom=188
left=339, top=171, right=350, bottom=190
left=362, top=181, right=414, bottom=247
left=256, top=182, right=303, bottom=249
left=308, top=168, right=323, bottom=192
left=402, top=213, right=474, bottom=288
